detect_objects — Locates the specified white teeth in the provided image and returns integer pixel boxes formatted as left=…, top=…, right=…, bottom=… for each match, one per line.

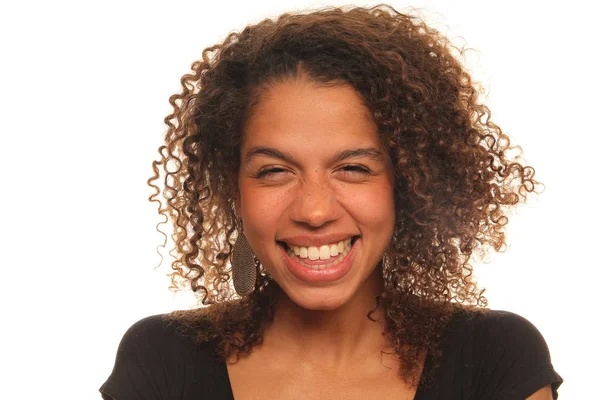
left=285, top=239, right=354, bottom=270
left=300, top=247, right=307, bottom=258
left=318, top=245, right=329, bottom=260
left=288, top=238, right=353, bottom=261
left=330, top=244, right=339, bottom=257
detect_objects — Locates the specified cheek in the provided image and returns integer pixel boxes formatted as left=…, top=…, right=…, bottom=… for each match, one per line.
left=239, top=183, right=290, bottom=235
left=341, top=182, right=394, bottom=226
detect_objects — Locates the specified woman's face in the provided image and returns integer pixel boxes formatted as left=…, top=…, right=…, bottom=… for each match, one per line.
left=237, top=79, right=395, bottom=310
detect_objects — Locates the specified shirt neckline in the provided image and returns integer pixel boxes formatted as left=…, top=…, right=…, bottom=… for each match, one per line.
left=218, top=348, right=433, bottom=399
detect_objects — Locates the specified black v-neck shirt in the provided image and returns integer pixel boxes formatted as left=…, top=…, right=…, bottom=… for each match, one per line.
left=100, top=309, right=562, bottom=399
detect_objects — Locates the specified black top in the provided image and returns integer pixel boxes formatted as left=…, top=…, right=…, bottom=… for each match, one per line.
left=100, top=309, right=562, bottom=399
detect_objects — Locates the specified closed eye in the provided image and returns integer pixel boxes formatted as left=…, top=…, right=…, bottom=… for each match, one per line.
left=341, top=165, right=370, bottom=174
left=255, top=165, right=371, bottom=180
left=256, top=167, right=287, bottom=179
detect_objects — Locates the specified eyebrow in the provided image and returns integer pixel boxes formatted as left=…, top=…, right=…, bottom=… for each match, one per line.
left=244, top=146, right=386, bottom=166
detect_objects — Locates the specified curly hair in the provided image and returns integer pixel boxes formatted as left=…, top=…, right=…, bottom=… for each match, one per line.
left=149, top=3, right=542, bottom=385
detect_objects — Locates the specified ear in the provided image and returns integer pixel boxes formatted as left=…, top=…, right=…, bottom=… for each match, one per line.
left=234, top=191, right=242, bottom=225
left=235, top=197, right=241, bottom=219
left=233, top=169, right=243, bottom=226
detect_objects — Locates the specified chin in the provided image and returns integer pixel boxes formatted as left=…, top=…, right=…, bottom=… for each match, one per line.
left=284, top=286, right=355, bottom=311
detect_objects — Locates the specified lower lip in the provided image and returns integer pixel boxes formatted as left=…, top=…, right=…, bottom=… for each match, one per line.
left=279, top=239, right=359, bottom=283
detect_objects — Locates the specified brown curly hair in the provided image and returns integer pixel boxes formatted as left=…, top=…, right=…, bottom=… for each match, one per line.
left=149, top=3, right=542, bottom=385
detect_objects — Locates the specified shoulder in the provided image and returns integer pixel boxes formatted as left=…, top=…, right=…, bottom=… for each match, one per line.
left=111, top=310, right=222, bottom=363
left=445, top=308, right=551, bottom=353
left=467, top=309, right=556, bottom=371
left=109, top=313, right=206, bottom=356
left=100, top=312, right=229, bottom=400
left=447, top=308, right=563, bottom=399
left=469, top=309, right=550, bottom=351
left=117, top=313, right=175, bottom=344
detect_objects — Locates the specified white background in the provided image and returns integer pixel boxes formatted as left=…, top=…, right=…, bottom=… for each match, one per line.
left=1, top=0, right=597, bottom=398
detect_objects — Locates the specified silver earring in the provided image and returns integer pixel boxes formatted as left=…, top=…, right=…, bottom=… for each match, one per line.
left=231, top=221, right=257, bottom=295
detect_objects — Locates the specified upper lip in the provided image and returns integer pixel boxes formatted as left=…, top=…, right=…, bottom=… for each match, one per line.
left=278, top=233, right=359, bottom=248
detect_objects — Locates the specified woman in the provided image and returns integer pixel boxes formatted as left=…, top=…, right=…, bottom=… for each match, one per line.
left=100, top=4, right=562, bottom=399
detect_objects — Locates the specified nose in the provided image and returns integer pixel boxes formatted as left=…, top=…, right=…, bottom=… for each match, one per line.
left=288, top=174, right=343, bottom=228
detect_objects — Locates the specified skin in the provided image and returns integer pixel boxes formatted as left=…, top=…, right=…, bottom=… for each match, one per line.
left=232, top=77, right=554, bottom=399
left=232, top=78, right=409, bottom=398
left=238, top=76, right=394, bottom=319
left=527, top=386, right=553, bottom=400
left=236, top=77, right=396, bottom=316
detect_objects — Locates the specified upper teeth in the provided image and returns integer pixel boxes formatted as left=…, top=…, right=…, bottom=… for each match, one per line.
left=288, top=238, right=352, bottom=260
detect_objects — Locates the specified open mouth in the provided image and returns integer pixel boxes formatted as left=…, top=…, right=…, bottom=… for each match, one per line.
left=277, top=235, right=360, bottom=252
left=277, top=235, right=361, bottom=273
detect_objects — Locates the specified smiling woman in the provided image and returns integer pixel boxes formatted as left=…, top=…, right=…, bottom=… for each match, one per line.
left=237, top=80, right=396, bottom=312
left=100, top=4, right=562, bottom=399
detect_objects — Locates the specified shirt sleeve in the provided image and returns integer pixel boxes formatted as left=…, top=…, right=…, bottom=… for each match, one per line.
left=470, top=310, right=563, bottom=400
left=99, top=314, right=189, bottom=400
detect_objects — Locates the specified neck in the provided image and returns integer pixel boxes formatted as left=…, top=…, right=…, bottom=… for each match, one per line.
left=264, top=267, right=390, bottom=367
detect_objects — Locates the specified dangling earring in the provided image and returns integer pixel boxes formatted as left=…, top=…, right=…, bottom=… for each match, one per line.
left=231, top=220, right=257, bottom=295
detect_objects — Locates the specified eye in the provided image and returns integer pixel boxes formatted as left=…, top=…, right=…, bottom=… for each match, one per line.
left=339, top=165, right=371, bottom=176
left=255, top=165, right=370, bottom=180
left=256, top=167, right=288, bottom=179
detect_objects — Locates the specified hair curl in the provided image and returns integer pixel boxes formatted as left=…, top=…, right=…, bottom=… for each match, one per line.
left=149, top=3, right=542, bottom=385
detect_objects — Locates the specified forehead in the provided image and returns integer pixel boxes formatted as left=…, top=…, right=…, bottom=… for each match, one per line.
left=242, top=80, right=382, bottom=152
